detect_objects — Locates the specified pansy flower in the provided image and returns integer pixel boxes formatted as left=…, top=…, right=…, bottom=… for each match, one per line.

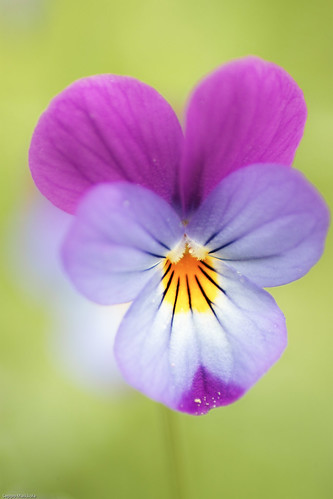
left=29, top=57, right=329, bottom=415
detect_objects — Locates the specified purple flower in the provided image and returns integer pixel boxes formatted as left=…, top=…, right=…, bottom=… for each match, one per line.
left=29, top=57, right=329, bottom=415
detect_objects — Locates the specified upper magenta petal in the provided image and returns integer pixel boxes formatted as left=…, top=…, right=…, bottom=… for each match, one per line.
left=180, top=57, right=307, bottom=214
left=29, top=75, right=183, bottom=214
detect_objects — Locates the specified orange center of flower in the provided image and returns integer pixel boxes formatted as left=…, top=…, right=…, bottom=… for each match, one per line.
left=161, top=247, right=220, bottom=314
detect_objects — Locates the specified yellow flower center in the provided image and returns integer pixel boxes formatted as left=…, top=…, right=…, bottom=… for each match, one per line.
left=161, top=244, right=220, bottom=314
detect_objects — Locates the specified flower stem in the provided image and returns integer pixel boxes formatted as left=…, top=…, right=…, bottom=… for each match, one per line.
left=160, top=405, right=185, bottom=499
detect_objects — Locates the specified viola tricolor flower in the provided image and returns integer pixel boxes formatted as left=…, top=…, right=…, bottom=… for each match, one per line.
left=29, top=57, right=329, bottom=415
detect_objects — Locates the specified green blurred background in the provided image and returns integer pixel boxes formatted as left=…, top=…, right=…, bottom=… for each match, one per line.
left=0, top=0, right=332, bottom=497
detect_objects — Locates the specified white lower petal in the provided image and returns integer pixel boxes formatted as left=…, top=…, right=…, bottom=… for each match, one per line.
left=115, top=254, right=287, bottom=414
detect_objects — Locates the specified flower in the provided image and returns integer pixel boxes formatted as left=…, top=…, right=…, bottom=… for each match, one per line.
left=8, top=192, right=129, bottom=394
left=29, top=57, right=329, bottom=415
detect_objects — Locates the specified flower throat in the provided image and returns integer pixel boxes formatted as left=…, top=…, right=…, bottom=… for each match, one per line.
left=161, top=242, right=221, bottom=314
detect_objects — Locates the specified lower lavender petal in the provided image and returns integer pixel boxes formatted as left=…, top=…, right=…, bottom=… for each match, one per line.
left=62, top=182, right=184, bottom=304
left=187, top=163, right=329, bottom=288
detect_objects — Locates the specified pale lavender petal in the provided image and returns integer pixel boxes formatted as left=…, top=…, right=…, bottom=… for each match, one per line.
left=6, top=191, right=73, bottom=300
left=62, top=182, right=183, bottom=305
left=181, top=57, right=307, bottom=213
left=115, top=256, right=286, bottom=415
left=50, top=302, right=129, bottom=395
left=8, top=191, right=128, bottom=394
left=187, top=164, right=329, bottom=287
left=29, top=75, right=183, bottom=213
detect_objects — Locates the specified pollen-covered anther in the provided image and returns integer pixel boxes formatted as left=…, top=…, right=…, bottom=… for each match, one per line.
left=166, top=236, right=208, bottom=263
left=166, top=237, right=186, bottom=263
left=187, top=238, right=209, bottom=260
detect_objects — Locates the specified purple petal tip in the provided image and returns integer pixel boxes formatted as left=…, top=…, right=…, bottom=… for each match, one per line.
left=178, top=367, right=245, bottom=415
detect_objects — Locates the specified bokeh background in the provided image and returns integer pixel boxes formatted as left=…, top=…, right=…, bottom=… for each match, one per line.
left=1, top=0, right=332, bottom=497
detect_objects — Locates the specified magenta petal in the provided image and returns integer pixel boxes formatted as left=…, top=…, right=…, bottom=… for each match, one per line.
left=180, top=57, right=307, bottom=213
left=29, top=75, right=183, bottom=214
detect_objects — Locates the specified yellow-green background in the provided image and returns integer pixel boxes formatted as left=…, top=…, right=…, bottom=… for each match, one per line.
left=1, top=0, right=332, bottom=497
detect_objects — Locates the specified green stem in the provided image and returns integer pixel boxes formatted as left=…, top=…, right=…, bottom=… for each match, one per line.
left=160, top=405, right=185, bottom=499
